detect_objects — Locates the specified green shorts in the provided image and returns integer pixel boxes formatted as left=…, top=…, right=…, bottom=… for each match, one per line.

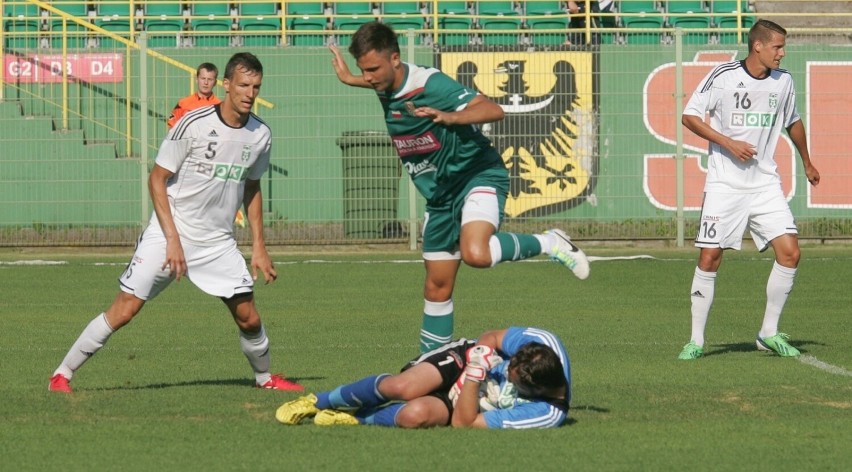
left=421, top=167, right=509, bottom=254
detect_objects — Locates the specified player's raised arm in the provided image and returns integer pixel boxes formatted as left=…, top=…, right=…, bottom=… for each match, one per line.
left=413, top=95, right=505, bottom=126
left=329, top=45, right=372, bottom=88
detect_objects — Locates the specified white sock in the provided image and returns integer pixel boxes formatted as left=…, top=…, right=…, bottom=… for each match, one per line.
left=689, top=268, right=716, bottom=347
left=759, top=262, right=797, bottom=339
left=488, top=235, right=502, bottom=267
left=535, top=234, right=555, bottom=255
left=240, top=325, right=271, bottom=385
left=53, top=313, right=115, bottom=380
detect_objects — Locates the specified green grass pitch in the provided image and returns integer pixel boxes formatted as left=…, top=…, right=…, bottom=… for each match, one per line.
left=1, top=245, right=850, bottom=471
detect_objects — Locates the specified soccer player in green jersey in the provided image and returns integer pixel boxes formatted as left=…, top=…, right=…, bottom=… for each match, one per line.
left=330, top=22, right=590, bottom=353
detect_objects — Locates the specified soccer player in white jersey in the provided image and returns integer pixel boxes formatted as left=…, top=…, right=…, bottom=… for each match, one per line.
left=275, top=326, right=572, bottom=429
left=678, top=20, right=821, bottom=360
left=48, top=53, right=303, bottom=393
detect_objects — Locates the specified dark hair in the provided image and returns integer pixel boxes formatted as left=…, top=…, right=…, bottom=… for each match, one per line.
left=196, top=62, right=218, bottom=77
left=509, top=343, right=567, bottom=404
left=224, top=52, right=263, bottom=80
left=348, top=21, right=400, bottom=59
left=748, top=19, right=787, bottom=53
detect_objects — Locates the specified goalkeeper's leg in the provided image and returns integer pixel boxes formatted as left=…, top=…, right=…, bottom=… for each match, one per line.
left=316, top=374, right=391, bottom=410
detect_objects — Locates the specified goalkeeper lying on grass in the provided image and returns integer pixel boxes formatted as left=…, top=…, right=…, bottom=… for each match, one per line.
left=275, top=327, right=571, bottom=429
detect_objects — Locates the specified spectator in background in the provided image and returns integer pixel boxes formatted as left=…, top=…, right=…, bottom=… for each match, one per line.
left=566, top=0, right=614, bottom=45
left=167, top=62, right=221, bottom=129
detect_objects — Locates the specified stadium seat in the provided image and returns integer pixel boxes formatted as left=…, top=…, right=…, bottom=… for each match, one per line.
left=665, top=1, right=707, bottom=14
left=240, top=2, right=279, bottom=16
left=145, top=20, right=183, bottom=47
left=334, top=2, right=373, bottom=15
left=382, top=2, right=423, bottom=15
left=51, top=0, right=89, bottom=18
left=97, top=19, right=134, bottom=48
left=618, top=1, right=659, bottom=14
left=527, top=17, right=569, bottom=45
left=479, top=17, right=523, bottom=45
left=143, top=3, right=184, bottom=47
left=620, top=16, right=664, bottom=44
left=716, top=15, right=753, bottom=43
left=50, top=20, right=92, bottom=49
left=95, top=2, right=133, bottom=48
left=286, top=2, right=328, bottom=46
left=525, top=1, right=565, bottom=15
left=437, top=2, right=473, bottom=46
left=335, top=16, right=374, bottom=46
left=669, top=15, right=711, bottom=44
left=3, top=2, right=40, bottom=49
left=478, top=1, right=518, bottom=16
left=383, top=17, right=425, bottom=44
left=237, top=1, right=280, bottom=46
left=240, top=18, right=281, bottom=46
left=3, top=19, right=39, bottom=49
left=191, top=2, right=233, bottom=47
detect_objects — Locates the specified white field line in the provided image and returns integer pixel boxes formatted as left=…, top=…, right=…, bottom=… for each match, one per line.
left=797, top=355, right=852, bottom=377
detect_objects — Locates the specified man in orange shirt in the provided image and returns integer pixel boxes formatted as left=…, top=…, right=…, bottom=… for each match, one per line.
left=167, top=62, right=221, bottom=129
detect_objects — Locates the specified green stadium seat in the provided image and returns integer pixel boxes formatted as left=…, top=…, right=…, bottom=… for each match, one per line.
left=480, top=17, right=523, bottom=45
left=618, top=1, right=659, bottom=14
left=286, top=3, right=328, bottom=46
left=145, top=20, right=183, bottom=47
left=437, top=3, right=473, bottom=46
left=383, top=17, right=425, bottom=44
left=3, top=19, right=39, bottom=49
left=51, top=0, right=89, bottom=18
left=335, top=16, right=373, bottom=46
left=193, top=2, right=231, bottom=17
left=665, top=1, right=707, bottom=14
left=527, top=17, right=569, bottom=45
left=96, top=19, right=134, bottom=48
left=145, top=3, right=184, bottom=17
left=716, top=15, right=753, bottom=43
left=191, top=2, right=233, bottom=47
left=3, top=2, right=40, bottom=50
left=383, top=2, right=423, bottom=15
left=240, top=17, right=281, bottom=47
left=669, top=15, right=711, bottom=44
left=620, top=16, right=664, bottom=44
left=50, top=20, right=92, bottom=49
left=525, top=1, right=565, bottom=15
left=478, top=1, right=518, bottom=16
left=335, top=2, right=373, bottom=15
left=240, top=2, right=279, bottom=16
left=191, top=20, right=232, bottom=47
left=143, top=2, right=184, bottom=46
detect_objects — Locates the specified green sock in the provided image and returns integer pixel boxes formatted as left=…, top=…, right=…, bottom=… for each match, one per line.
left=494, top=232, right=543, bottom=263
left=420, top=301, right=454, bottom=353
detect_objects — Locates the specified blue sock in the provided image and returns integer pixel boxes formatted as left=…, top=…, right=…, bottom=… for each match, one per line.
left=316, top=374, right=390, bottom=410
left=359, top=402, right=406, bottom=427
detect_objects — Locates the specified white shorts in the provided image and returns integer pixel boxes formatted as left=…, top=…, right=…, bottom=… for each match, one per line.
left=118, top=229, right=254, bottom=300
left=695, top=186, right=797, bottom=252
left=460, top=186, right=500, bottom=229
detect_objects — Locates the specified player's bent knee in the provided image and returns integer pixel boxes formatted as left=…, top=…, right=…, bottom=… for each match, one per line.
left=395, top=401, right=444, bottom=429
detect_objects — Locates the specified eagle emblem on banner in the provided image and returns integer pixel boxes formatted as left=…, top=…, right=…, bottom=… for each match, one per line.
left=442, top=50, right=598, bottom=218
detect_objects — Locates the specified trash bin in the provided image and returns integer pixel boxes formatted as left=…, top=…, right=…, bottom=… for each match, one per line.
left=336, top=130, right=401, bottom=239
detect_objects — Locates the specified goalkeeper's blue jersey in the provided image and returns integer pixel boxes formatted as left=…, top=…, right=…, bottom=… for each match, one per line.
left=483, top=326, right=572, bottom=429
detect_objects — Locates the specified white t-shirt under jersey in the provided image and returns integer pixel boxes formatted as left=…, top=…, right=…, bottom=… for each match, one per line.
left=683, top=60, right=800, bottom=193
left=149, top=104, right=272, bottom=245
